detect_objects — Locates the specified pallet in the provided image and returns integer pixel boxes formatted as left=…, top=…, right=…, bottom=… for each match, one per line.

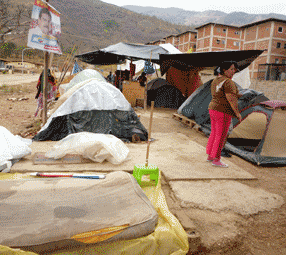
left=173, top=113, right=202, bottom=133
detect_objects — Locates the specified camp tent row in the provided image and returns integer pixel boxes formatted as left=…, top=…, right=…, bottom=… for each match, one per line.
left=75, top=44, right=286, bottom=165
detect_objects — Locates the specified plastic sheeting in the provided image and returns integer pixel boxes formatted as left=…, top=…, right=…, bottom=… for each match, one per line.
left=45, top=133, right=130, bottom=164
left=33, top=75, right=148, bottom=142
left=0, top=172, right=189, bottom=255
left=0, top=126, right=32, bottom=171
left=65, top=69, right=106, bottom=93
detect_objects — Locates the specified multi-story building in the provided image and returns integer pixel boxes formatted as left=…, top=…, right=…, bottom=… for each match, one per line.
left=176, top=30, right=197, bottom=52
left=195, top=18, right=286, bottom=79
left=146, top=18, right=286, bottom=79
left=195, top=23, right=243, bottom=52
left=147, top=31, right=197, bottom=53
left=240, top=18, right=286, bottom=79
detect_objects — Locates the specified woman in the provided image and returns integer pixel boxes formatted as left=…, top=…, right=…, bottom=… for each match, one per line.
left=35, top=69, right=57, bottom=117
left=206, top=61, right=242, bottom=167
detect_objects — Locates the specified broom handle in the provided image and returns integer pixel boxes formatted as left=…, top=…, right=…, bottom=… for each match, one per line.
left=145, top=101, right=155, bottom=167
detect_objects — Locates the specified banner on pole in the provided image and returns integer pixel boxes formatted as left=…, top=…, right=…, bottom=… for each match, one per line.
left=27, top=0, right=62, bottom=54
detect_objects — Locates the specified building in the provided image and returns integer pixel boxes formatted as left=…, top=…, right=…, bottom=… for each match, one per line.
left=195, top=18, right=286, bottom=79
left=176, top=30, right=197, bottom=52
left=195, top=23, right=243, bottom=52
left=147, top=31, right=197, bottom=53
left=240, top=18, right=286, bottom=79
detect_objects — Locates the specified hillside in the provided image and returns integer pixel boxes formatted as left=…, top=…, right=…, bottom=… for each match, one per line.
left=5, top=0, right=192, bottom=55
left=123, top=5, right=286, bottom=26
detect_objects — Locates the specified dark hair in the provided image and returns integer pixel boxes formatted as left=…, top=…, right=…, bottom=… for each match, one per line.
left=39, top=8, right=51, bottom=20
left=215, top=61, right=239, bottom=75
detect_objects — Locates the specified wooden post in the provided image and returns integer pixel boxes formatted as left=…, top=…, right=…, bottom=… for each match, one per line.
left=145, top=101, right=154, bottom=167
left=42, top=51, right=49, bottom=125
left=42, top=0, right=50, bottom=125
left=144, top=80, right=148, bottom=111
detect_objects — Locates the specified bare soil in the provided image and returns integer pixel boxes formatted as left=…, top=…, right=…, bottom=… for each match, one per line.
left=0, top=79, right=286, bottom=255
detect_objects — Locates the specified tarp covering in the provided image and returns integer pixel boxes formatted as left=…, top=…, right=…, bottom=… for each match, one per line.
left=33, top=71, right=148, bottom=142
left=147, top=78, right=186, bottom=109
left=176, top=80, right=286, bottom=165
left=159, top=50, right=264, bottom=75
left=75, top=42, right=176, bottom=65
left=178, top=79, right=269, bottom=127
left=0, top=172, right=189, bottom=255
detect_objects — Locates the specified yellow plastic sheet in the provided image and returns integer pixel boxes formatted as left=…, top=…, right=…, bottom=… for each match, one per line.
left=0, top=172, right=189, bottom=255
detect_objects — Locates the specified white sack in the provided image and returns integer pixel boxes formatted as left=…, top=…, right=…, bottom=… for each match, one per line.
left=0, top=126, right=32, bottom=165
left=45, top=132, right=130, bottom=164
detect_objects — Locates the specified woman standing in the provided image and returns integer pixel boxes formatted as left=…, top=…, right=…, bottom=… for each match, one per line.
left=206, top=61, right=242, bottom=167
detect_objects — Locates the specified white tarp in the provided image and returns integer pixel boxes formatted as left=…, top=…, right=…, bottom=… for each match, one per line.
left=45, top=132, right=130, bottom=164
left=0, top=126, right=32, bottom=172
left=39, top=77, right=132, bottom=133
left=232, top=67, right=251, bottom=89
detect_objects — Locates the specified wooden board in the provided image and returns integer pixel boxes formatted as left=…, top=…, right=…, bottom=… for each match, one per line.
left=32, top=153, right=92, bottom=165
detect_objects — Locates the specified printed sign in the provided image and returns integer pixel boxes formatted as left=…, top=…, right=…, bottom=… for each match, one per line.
left=27, top=0, right=62, bottom=54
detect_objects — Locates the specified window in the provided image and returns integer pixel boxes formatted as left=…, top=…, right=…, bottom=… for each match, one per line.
left=234, top=41, right=240, bottom=46
left=217, top=28, right=221, bottom=32
left=282, top=59, right=286, bottom=64
left=194, top=45, right=196, bottom=48
left=278, top=27, right=283, bottom=33
left=216, top=39, right=220, bottom=44
left=222, top=40, right=225, bottom=45
left=234, top=31, right=240, bottom=35
left=275, top=59, right=279, bottom=64
left=195, top=35, right=197, bottom=39
left=223, top=28, right=226, bottom=33
left=277, top=42, right=281, bottom=48
left=284, top=43, right=286, bottom=49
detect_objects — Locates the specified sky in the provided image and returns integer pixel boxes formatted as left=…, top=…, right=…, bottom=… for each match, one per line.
left=102, top=0, right=286, bottom=15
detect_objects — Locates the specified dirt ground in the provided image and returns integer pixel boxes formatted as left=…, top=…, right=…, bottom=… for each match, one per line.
left=1, top=78, right=286, bottom=255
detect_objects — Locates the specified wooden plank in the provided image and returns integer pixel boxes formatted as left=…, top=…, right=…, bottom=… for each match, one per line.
left=32, top=153, right=92, bottom=165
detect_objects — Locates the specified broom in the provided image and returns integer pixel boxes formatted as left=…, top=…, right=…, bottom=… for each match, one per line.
left=133, top=101, right=159, bottom=186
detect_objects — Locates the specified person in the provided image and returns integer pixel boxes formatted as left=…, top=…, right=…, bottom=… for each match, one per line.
left=206, top=61, right=242, bottom=168
left=35, top=69, right=58, bottom=117
left=30, top=8, right=52, bottom=37
left=138, top=72, right=147, bottom=87
left=107, top=71, right=114, bottom=84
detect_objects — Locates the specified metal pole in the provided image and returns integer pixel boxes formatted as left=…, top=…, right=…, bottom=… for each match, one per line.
left=22, top=48, right=32, bottom=74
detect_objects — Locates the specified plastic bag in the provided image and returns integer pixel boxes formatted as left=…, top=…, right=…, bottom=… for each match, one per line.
left=45, top=132, right=130, bottom=164
left=0, top=126, right=32, bottom=166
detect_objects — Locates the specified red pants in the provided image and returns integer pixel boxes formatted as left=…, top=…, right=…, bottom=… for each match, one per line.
left=206, top=110, right=232, bottom=160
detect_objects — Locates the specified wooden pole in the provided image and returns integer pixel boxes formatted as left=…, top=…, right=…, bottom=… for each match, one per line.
left=145, top=101, right=154, bottom=167
left=42, top=51, right=49, bottom=125
left=42, top=0, right=50, bottom=125
left=144, top=51, right=153, bottom=111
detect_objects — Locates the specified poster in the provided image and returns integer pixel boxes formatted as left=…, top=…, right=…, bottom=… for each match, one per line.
left=27, top=0, right=62, bottom=54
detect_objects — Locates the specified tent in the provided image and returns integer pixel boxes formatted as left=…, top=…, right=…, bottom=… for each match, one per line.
left=146, top=78, right=186, bottom=109
left=159, top=50, right=264, bottom=97
left=178, top=79, right=286, bottom=165
left=33, top=70, right=148, bottom=142
left=75, top=42, right=180, bottom=65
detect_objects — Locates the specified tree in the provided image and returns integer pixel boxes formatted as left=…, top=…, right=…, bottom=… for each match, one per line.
left=0, top=42, right=16, bottom=58
left=0, top=0, right=31, bottom=45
